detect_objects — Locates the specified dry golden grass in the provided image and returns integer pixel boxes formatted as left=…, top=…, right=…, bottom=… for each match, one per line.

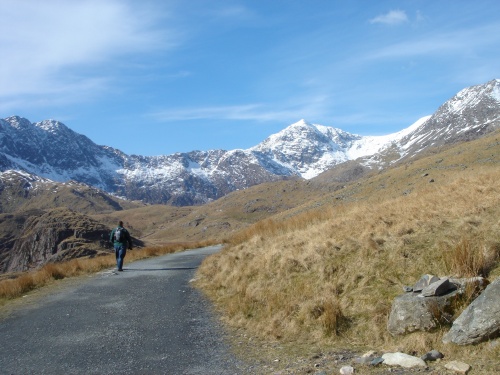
left=90, top=178, right=340, bottom=246
left=442, top=237, right=500, bottom=278
left=0, top=240, right=215, bottom=303
left=0, top=257, right=115, bottom=301
left=196, top=162, right=500, bottom=361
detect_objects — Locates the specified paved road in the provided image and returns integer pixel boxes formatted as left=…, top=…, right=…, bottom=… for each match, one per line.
left=0, top=246, right=251, bottom=375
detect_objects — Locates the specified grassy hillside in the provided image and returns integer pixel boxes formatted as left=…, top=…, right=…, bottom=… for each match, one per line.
left=195, top=130, right=500, bottom=366
left=92, top=177, right=342, bottom=246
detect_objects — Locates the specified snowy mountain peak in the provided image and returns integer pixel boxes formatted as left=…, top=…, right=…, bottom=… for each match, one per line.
left=254, top=119, right=357, bottom=151
left=0, top=79, right=499, bottom=205
left=36, top=119, right=68, bottom=134
left=3, top=116, right=31, bottom=130
left=444, top=79, right=500, bottom=114
left=291, top=119, right=312, bottom=127
left=390, top=79, right=500, bottom=158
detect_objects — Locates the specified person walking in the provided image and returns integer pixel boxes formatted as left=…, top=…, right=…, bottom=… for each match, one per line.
left=110, top=221, right=133, bottom=271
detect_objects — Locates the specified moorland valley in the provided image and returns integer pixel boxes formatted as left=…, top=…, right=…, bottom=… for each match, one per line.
left=1, top=79, right=499, bottom=373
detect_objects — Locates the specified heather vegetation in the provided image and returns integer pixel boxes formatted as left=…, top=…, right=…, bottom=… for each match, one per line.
left=196, top=131, right=500, bottom=364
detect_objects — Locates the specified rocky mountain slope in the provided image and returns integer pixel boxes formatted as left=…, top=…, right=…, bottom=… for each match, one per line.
left=382, top=78, right=500, bottom=159
left=0, top=170, right=140, bottom=214
left=1, top=208, right=109, bottom=273
left=0, top=170, right=145, bottom=273
left=1, top=79, right=498, bottom=206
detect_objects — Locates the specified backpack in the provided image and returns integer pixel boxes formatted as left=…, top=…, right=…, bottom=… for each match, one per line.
left=114, top=227, right=124, bottom=242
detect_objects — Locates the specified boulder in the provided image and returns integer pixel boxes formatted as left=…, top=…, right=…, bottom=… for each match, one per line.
left=381, top=352, right=426, bottom=368
left=444, top=360, right=471, bottom=374
left=443, top=278, right=500, bottom=345
left=413, top=274, right=440, bottom=292
left=370, top=357, right=384, bottom=366
left=387, top=290, right=458, bottom=335
left=353, top=350, right=378, bottom=365
left=353, top=356, right=371, bottom=365
left=339, top=365, right=354, bottom=374
left=421, top=277, right=456, bottom=296
left=421, top=349, right=444, bottom=361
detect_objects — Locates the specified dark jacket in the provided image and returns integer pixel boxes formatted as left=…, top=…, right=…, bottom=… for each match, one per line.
left=110, top=226, right=133, bottom=248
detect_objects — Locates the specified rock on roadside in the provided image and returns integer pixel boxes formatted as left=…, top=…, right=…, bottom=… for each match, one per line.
left=421, top=349, right=444, bottom=361
left=443, top=278, right=500, bottom=345
left=339, top=365, right=354, bottom=374
left=387, top=291, right=458, bottom=335
left=444, top=360, right=471, bottom=374
left=381, top=352, right=427, bottom=368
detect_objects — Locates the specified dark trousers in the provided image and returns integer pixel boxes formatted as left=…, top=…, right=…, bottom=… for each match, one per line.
left=114, top=243, right=127, bottom=270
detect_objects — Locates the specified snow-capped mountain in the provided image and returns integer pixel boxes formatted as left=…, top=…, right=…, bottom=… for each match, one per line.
left=398, top=78, right=500, bottom=153
left=249, top=116, right=431, bottom=179
left=0, top=116, right=124, bottom=188
left=1, top=79, right=499, bottom=206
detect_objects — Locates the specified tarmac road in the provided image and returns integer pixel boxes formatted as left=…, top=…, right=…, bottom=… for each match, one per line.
left=0, top=246, right=252, bottom=375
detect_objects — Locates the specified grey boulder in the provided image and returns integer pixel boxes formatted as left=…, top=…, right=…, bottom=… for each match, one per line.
left=381, top=352, right=426, bottom=368
left=443, top=278, right=500, bottom=345
left=387, top=291, right=458, bottom=335
left=413, top=274, right=440, bottom=292
left=421, top=350, right=444, bottom=361
left=421, top=277, right=456, bottom=297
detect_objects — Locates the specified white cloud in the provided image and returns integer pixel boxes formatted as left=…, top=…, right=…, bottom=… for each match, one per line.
left=149, top=95, right=331, bottom=124
left=150, top=104, right=265, bottom=122
left=0, top=0, right=174, bottom=103
left=149, top=104, right=303, bottom=123
left=365, top=23, right=500, bottom=60
left=211, top=5, right=253, bottom=18
left=370, top=10, right=408, bottom=25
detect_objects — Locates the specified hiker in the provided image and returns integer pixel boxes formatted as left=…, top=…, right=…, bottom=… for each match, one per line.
left=109, top=221, right=133, bottom=271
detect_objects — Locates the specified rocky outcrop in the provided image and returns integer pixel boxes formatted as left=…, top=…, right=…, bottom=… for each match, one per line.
left=4, top=208, right=111, bottom=273
left=443, top=278, right=500, bottom=345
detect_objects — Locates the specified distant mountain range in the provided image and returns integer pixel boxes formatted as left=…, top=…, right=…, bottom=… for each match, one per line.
left=1, top=79, right=499, bottom=206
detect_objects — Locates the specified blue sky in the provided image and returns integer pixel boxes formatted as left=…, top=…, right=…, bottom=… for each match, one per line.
left=1, top=0, right=499, bottom=156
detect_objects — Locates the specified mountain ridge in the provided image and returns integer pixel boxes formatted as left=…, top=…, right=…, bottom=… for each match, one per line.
left=1, top=79, right=499, bottom=205
left=1, top=79, right=500, bottom=273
